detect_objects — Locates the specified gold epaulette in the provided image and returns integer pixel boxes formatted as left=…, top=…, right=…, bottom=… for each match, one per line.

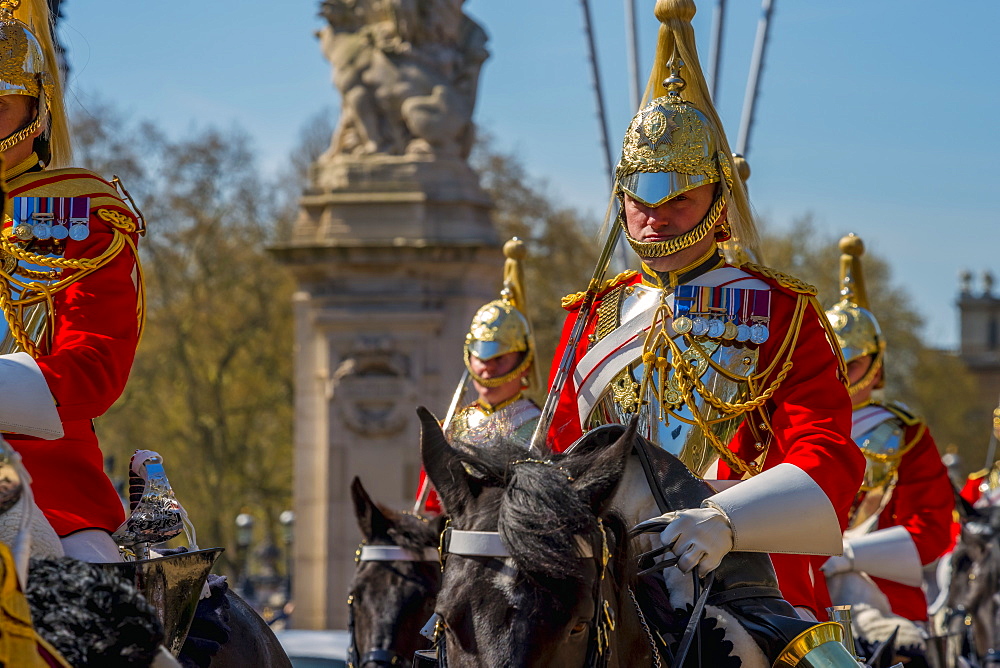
left=740, top=262, right=818, bottom=296
left=561, top=270, right=639, bottom=309
left=882, top=401, right=922, bottom=428
left=969, top=468, right=990, bottom=481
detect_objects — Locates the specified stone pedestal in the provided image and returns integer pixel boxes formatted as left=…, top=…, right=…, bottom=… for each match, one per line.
left=271, top=155, right=500, bottom=629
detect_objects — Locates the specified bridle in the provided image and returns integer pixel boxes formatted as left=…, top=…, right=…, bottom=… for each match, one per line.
left=348, top=542, right=439, bottom=668
left=422, top=520, right=616, bottom=668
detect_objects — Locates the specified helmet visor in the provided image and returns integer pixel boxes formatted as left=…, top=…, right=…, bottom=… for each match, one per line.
left=467, top=340, right=508, bottom=361
left=619, top=170, right=718, bottom=208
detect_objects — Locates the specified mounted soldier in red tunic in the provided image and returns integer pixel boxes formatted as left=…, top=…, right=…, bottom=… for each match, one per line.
left=819, top=235, right=953, bottom=660
left=539, top=0, right=865, bottom=625
left=0, top=0, right=143, bottom=563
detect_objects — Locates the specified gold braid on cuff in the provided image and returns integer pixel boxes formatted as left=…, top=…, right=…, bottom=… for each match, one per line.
left=464, top=348, right=534, bottom=388
left=620, top=194, right=726, bottom=258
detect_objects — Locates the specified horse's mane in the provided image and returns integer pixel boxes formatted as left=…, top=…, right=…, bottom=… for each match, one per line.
left=379, top=505, right=440, bottom=552
left=451, top=438, right=631, bottom=588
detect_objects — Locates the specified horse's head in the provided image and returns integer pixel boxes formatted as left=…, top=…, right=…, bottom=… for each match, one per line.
left=348, top=476, right=445, bottom=668
left=419, top=407, right=637, bottom=667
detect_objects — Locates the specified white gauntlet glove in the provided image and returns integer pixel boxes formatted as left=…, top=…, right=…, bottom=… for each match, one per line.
left=659, top=505, right=734, bottom=577
left=821, top=527, right=923, bottom=587
left=819, top=540, right=855, bottom=577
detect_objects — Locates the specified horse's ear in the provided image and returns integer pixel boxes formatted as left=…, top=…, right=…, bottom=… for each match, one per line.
left=418, top=406, right=472, bottom=517
left=350, top=476, right=392, bottom=541
left=569, top=417, right=635, bottom=516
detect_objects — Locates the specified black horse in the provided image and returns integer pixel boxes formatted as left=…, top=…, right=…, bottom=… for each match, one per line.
left=943, top=494, right=1000, bottom=667
left=349, top=476, right=445, bottom=667
left=418, top=408, right=840, bottom=668
left=420, top=408, right=654, bottom=667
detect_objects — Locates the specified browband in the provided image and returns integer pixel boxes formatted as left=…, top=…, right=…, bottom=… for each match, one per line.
left=358, top=545, right=439, bottom=562
left=445, top=529, right=593, bottom=559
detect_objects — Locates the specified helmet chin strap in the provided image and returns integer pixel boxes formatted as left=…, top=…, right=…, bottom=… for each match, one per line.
left=464, top=348, right=534, bottom=388
left=620, top=193, right=726, bottom=258
left=0, top=113, right=41, bottom=155
left=848, top=354, right=884, bottom=398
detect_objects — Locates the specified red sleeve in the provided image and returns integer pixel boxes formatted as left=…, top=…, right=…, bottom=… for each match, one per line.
left=35, top=211, right=140, bottom=422
left=545, top=304, right=599, bottom=453
left=961, top=475, right=983, bottom=506
left=728, top=294, right=863, bottom=529
left=885, top=426, right=955, bottom=564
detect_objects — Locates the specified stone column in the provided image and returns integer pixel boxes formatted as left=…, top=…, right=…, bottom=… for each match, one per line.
left=276, top=2, right=494, bottom=628
left=272, top=152, right=500, bottom=629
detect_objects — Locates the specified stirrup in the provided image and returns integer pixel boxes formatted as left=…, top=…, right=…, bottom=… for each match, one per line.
left=111, top=451, right=184, bottom=555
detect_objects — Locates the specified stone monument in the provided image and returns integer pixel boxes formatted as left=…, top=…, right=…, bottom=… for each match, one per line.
left=270, top=0, right=500, bottom=629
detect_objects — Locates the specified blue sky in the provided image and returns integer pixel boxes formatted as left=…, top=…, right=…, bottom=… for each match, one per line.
left=59, top=1, right=999, bottom=349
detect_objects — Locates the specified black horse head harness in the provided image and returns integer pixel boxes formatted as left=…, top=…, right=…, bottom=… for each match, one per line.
left=422, top=513, right=615, bottom=668
left=348, top=542, right=440, bottom=668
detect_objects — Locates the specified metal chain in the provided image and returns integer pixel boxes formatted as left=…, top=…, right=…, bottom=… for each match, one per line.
left=628, top=586, right=663, bottom=668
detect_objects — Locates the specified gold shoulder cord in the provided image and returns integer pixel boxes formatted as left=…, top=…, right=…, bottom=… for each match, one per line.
left=0, top=208, right=145, bottom=356
left=561, top=270, right=639, bottom=309
left=635, top=289, right=812, bottom=477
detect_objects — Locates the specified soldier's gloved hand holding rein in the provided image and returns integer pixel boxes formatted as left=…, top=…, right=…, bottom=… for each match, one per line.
left=659, top=503, right=734, bottom=577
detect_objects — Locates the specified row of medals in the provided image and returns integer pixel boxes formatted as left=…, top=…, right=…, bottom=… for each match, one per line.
left=11, top=217, right=90, bottom=242
left=673, top=314, right=770, bottom=344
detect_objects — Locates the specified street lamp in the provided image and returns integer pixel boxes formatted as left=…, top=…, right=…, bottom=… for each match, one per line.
left=235, top=512, right=255, bottom=601
left=279, top=510, right=294, bottom=601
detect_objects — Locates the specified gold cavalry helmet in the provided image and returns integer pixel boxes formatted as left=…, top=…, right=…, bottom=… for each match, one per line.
left=463, top=238, right=538, bottom=389
left=825, top=234, right=885, bottom=394
left=0, top=0, right=70, bottom=165
left=614, top=0, right=761, bottom=261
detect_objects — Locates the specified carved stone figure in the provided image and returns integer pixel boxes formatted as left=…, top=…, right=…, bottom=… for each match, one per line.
left=318, top=0, right=488, bottom=160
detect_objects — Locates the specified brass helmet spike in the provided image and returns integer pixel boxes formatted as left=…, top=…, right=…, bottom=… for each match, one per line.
left=463, top=238, right=536, bottom=389
left=0, top=1, right=19, bottom=21
left=663, top=48, right=686, bottom=97
left=837, top=234, right=869, bottom=310
left=825, top=234, right=885, bottom=393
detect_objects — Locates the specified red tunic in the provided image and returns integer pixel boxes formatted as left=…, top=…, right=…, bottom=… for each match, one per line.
left=948, top=469, right=988, bottom=552
left=547, top=265, right=863, bottom=615
left=863, top=419, right=953, bottom=621
left=3, top=165, right=140, bottom=537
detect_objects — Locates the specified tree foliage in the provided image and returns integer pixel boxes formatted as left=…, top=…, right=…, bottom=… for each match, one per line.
left=762, top=217, right=990, bottom=469
left=471, top=137, right=601, bottom=394
left=72, top=102, right=296, bottom=575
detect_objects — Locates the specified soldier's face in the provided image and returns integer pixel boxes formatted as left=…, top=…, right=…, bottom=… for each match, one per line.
left=0, top=94, right=41, bottom=165
left=623, top=183, right=720, bottom=273
left=846, top=355, right=881, bottom=404
left=469, top=351, right=525, bottom=406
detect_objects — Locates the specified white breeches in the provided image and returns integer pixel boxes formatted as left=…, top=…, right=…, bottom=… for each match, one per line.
left=60, top=529, right=122, bottom=563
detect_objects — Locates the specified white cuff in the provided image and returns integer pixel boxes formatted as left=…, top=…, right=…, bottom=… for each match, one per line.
left=0, top=353, right=63, bottom=439
left=705, top=463, right=842, bottom=555
left=704, top=479, right=741, bottom=493
left=847, top=526, right=923, bottom=587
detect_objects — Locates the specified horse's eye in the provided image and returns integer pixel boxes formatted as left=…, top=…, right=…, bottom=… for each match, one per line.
left=570, top=621, right=589, bottom=636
